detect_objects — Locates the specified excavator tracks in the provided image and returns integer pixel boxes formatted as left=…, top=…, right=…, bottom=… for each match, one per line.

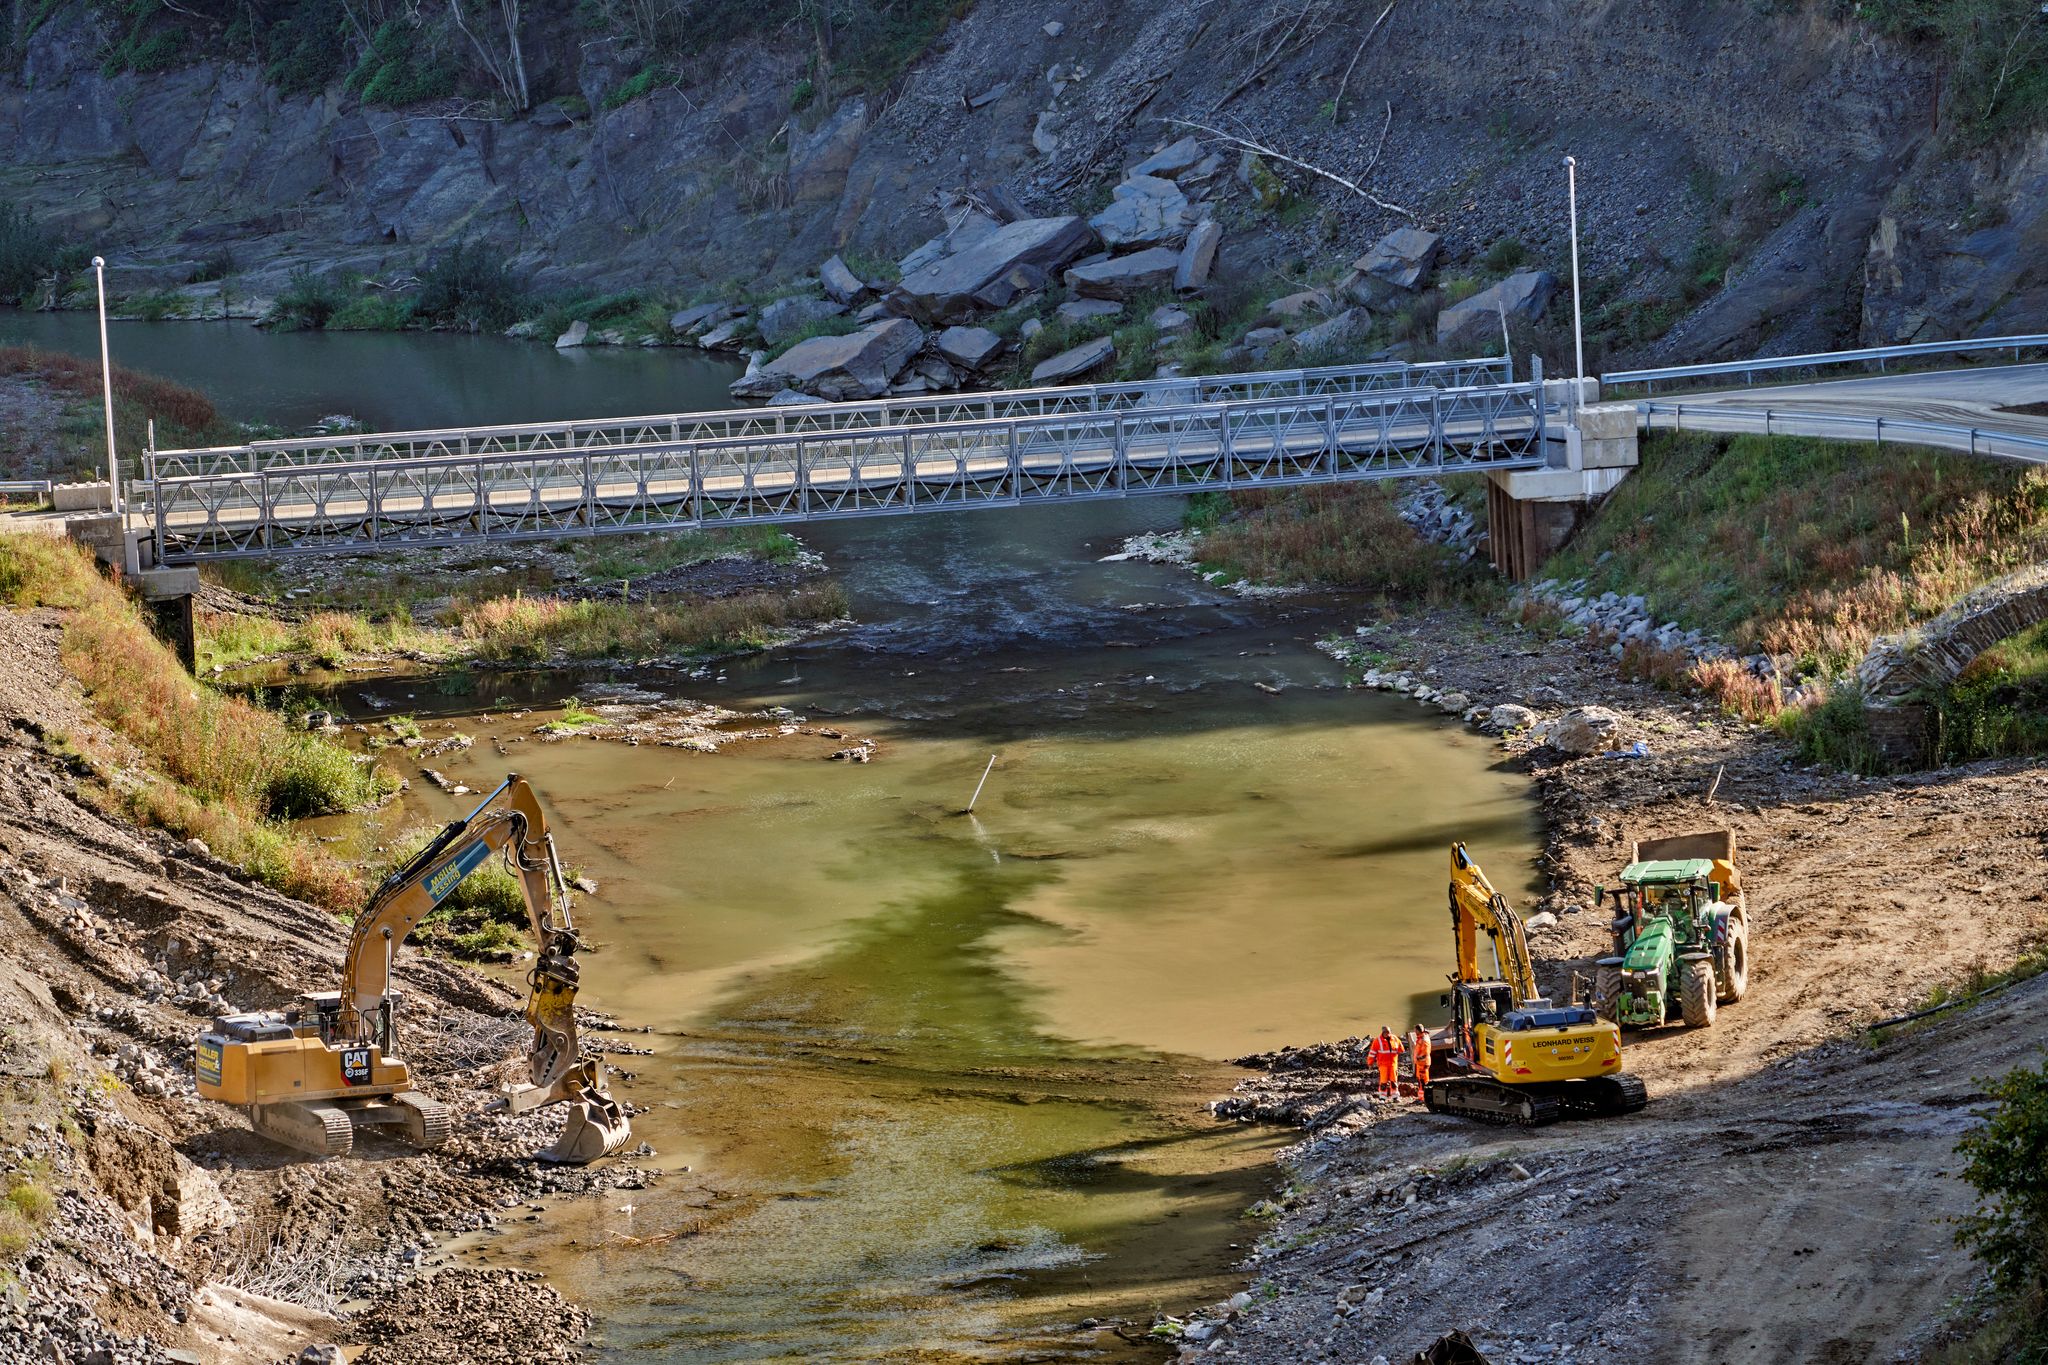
left=394, top=1091, right=453, bottom=1149
left=250, top=1101, right=355, bottom=1158
left=1424, top=1074, right=1646, bottom=1127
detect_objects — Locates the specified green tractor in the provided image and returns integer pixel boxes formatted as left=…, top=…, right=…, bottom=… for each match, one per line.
left=1594, top=831, right=1750, bottom=1029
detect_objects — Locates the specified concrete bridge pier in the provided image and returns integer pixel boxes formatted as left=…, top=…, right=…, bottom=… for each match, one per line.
left=138, top=567, right=201, bottom=674
left=1486, top=397, right=1639, bottom=580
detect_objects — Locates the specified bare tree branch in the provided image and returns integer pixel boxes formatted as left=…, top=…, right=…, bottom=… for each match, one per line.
left=1168, top=116, right=1418, bottom=223
left=1333, top=0, right=1400, bottom=124
left=1358, top=100, right=1394, bottom=182
left=1212, top=0, right=1343, bottom=111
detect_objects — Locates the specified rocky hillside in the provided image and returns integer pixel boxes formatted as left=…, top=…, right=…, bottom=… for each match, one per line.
left=1, top=0, right=2044, bottom=365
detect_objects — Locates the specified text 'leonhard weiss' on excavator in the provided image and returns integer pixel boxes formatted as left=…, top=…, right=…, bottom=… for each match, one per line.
left=194, top=775, right=632, bottom=1163
left=1423, top=843, right=1649, bottom=1127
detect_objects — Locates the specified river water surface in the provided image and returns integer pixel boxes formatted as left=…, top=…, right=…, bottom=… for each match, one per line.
left=6, top=315, right=1541, bottom=1361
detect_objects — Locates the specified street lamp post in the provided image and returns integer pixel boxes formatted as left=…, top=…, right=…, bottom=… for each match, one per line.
left=1563, top=156, right=1586, bottom=389
left=91, top=256, right=120, bottom=516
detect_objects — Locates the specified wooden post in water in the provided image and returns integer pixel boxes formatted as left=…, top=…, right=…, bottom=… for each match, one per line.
left=963, top=754, right=998, bottom=815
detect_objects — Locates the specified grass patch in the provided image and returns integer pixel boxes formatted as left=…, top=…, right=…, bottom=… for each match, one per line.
left=328, top=292, right=417, bottom=331
left=1196, top=485, right=1501, bottom=608
left=1544, top=430, right=2048, bottom=678
left=0, top=1160, right=56, bottom=1260
left=572, top=527, right=803, bottom=581
left=456, top=583, right=847, bottom=662
left=539, top=697, right=603, bottom=734
left=2, top=535, right=387, bottom=909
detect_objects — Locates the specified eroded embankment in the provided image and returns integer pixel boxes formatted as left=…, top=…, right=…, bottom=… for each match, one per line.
left=1176, top=609, right=2048, bottom=1365
left=0, top=604, right=677, bottom=1362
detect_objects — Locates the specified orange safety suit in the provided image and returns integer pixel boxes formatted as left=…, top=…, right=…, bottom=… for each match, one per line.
left=1366, top=1030, right=1400, bottom=1095
left=1409, top=1028, right=1431, bottom=1098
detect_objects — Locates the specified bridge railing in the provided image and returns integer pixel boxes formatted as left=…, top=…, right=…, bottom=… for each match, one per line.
left=1602, top=334, right=2048, bottom=396
left=1639, top=401, right=2048, bottom=464
left=144, top=356, right=1516, bottom=482
left=148, top=375, right=1553, bottom=562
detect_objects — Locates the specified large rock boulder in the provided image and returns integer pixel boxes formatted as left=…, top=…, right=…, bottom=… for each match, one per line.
left=1088, top=175, right=1193, bottom=250
left=554, top=320, right=589, bottom=349
left=1541, top=705, right=1625, bottom=756
left=1352, top=227, right=1443, bottom=293
left=730, top=318, right=924, bottom=401
left=1129, top=136, right=1206, bottom=180
left=1436, top=270, right=1558, bottom=350
left=1056, top=297, right=1123, bottom=324
left=888, top=216, right=1097, bottom=325
left=1067, top=247, right=1181, bottom=300
left=1292, top=308, right=1368, bottom=354
left=818, top=256, right=870, bottom=307
left=1176, top=220, right=1221, bottom=293
left=758, top=295, right=847, bottom=347
left=935, top=325, right=1005, bottom=371
left=670, top=301, right=740, bottom=337
left=1031, top=336, right=1116, bottom=385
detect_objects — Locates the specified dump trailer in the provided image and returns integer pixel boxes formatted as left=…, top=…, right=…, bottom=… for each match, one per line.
left=1423, top=844, right=1648, bottom=1126
left=1595, top=830, right=1750, bottom=1030
left=195, top=775, right=631, bottom=1163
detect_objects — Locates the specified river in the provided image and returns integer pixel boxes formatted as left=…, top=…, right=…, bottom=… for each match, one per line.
left=5, top=315, right=1542, bottom=1362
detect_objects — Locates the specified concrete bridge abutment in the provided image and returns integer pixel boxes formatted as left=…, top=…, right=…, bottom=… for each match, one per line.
left=1486, top=395, right=1638, bottom=580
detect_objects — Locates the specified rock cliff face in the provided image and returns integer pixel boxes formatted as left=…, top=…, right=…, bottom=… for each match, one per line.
left=0, top=0, right=2037, bottom=359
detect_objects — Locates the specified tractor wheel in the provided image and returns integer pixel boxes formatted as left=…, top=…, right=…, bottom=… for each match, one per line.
left=1595, top=959, right=1624, bottom=1022
left=1716, top=912, right=1750, bottom=1004
left=1680, top=958, right=1718, bottom=1028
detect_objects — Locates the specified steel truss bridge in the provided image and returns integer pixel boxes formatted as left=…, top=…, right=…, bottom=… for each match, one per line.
left=138, top=357, right=1559, bottom=564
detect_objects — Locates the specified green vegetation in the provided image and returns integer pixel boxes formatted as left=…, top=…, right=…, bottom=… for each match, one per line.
left=602, top=65, right=671, bottom=109
left=0, top=345, right=237, bottom=478
left=1545, top=429, right=2048, bottom=678
left=539, top=697, right=604, bottom=733
left=573, top=525, right=802, bottom=580
left=0, top=1160, right=56, bottom=1259
left=265, top=267, right=350, bottom=331
left=377, top=825, right=531, bottom=959
left=455, top=582, right=847, bottom=661
left=1856, top=0, right=2048, bottom=139
left=0, top=202, right=84, bottom=307
left=328, top=291, right=417, bottom=331
left=1952, top=1058, right=2048, bottom=1358
left=1195, top=485, right=1501, bottom=609
left=1929, top=619, right=2048, bottom=765
left=415, top=240, right=525, bottom=331
left=1, top=535, right=386, bottom=909
left=343, top=17, right=458, bottom=106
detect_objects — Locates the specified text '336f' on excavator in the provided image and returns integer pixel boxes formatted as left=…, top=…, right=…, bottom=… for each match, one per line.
left=193, top=775, right=632, bottom=1163
left=1422, top=843, right=1649, bottom=1127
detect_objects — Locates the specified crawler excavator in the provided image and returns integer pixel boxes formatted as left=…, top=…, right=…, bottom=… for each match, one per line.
left=1422, top=844, right=1649, bottom=1126
left=194, top=775, right=632, bottom=1163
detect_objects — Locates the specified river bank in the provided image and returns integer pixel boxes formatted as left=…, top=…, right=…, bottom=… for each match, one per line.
left=1168, top=598, right=2048, bottom=1363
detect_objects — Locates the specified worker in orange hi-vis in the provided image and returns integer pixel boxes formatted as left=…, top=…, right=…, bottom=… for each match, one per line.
left=1408, top=1025, right=1432, bottom=1102
left=1365, top=1026, right=1400, bottom=1098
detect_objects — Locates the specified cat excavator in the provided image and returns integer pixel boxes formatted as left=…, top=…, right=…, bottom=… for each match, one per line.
left=194, top=775, right=632, bottom=1163
left=1422, top=844, right=1649, bottom=1126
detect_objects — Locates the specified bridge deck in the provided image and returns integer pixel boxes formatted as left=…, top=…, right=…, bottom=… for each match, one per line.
left=144, top=360, right=1554, bottom=563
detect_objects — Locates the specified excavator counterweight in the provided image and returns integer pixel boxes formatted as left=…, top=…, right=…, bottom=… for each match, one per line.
left=195, top=774, right=631, bottom=1163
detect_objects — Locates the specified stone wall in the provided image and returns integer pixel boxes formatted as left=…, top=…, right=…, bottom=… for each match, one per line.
left=1856, top=564, right=2048, bottom=763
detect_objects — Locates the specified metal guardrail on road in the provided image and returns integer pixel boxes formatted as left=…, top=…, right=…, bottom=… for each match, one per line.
left=1603, top=334, right=2048, bottom=395
left=150, top=375, right=1556, bottom=563
left=1639, top=401, right=2048, bottom=464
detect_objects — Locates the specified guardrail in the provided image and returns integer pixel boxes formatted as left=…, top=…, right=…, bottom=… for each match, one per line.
left=145, top=356, right=1517, bottom=482
left=1639, top=402, right=2048, bottom=464
left=0, top=479, right=53, bottom=496
left=1603, top=334, right=2048, bottom=395
left=149, top=373, right=1556, bottom=563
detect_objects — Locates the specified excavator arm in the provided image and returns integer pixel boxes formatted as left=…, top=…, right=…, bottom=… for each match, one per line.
left=1448, top=842, right=1540, bottom=1004
left=345, top=774, right=628, bottom=1162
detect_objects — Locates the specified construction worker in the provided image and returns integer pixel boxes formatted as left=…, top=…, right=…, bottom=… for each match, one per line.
left=1408, top=1025, right=1431, bottom=1102
left=1366, top=1026, right=1400, bottom=1097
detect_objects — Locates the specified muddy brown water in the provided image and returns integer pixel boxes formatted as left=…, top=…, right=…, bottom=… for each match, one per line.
left=13, top=320, right=1542, bottom=1361
left=301, top=503, right=1541, bottom=1363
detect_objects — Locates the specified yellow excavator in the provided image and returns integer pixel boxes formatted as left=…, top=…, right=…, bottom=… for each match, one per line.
left=1422, top=844, right=1649, bottom=1126
left=194, top=775, right=632, bottom=1163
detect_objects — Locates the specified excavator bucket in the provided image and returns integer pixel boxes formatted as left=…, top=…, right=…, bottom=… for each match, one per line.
left=541, top=1086, right=632, bottom=1164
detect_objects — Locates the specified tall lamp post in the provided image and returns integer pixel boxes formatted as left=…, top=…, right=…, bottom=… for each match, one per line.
left=1563, top=157, right=1586, bottom=388
left=91, top=256, right=120, bottom=516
